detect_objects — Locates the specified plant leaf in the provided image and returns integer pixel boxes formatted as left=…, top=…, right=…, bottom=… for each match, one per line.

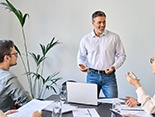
left=26, top=72, right=45, bottom=82
left=45, top=72, right=60, bottom=82
left=1, top=0, right=29, bottom=27
left=14, top=45, right=21, bottom=56
left=40, top=44, right=46, bottom=55
left=40, top=37, right=60, bottom=56
left=29, top=52, right=46, bottom=66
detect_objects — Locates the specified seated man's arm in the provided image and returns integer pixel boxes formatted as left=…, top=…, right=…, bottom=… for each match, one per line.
left=6, top=76, right=32, bottom=106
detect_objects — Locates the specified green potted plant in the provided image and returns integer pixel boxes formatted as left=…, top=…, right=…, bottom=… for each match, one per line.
left=1, top=0, right=61, bottom=99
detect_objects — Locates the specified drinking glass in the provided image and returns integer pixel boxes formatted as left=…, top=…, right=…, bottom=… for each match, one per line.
left=112, top=100, right=121, bottom=113
left=111, top=100, right=121, bottom=117
left=52, top=99, right=62, bottom=117
left=59, top=85, right=67, bottom=101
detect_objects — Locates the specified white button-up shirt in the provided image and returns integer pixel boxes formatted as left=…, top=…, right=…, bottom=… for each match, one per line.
left=77, top=29, right=126, bottom=70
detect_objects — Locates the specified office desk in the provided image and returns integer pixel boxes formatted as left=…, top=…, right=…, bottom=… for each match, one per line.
left=42, top=95, right=112, bottom=117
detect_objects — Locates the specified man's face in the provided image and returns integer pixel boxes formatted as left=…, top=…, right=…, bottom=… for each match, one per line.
left=92, top=16, right=106, bottom=36
left=9, top=46, right=18, bottom=66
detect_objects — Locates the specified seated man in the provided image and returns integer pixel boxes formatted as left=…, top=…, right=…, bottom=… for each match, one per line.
left=0, top=40, right=31, bottom=112
left=125, top=55, right=155, bottom=114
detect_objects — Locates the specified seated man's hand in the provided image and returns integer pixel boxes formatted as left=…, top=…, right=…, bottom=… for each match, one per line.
left=32, top=111, right=42, bottom=117
left=4, top=110, right=18, bottom=115
left=125, top=96, right=139, bottom=107
left=15, top=103, right=22, bottom=109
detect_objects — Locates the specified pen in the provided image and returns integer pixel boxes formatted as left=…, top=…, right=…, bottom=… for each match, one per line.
left=119, top=98, right=128, bottom=101
left=87, top=109, right=92, bottom=117
left=134, top=77, right=140, bottom=81
left=126, top=74, right=140, bottom=81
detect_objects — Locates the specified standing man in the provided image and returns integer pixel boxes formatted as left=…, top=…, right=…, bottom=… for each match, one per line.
left=0, top=40, right=31, bottom=112
left=77, top=11, right=126, bottom=98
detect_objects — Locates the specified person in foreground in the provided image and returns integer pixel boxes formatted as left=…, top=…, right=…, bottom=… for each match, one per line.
left=125, top=56, right=155, bottom=114
left=0, top=40, right=31, bottom=112
left=0, top=110, right=42, bottom=117
left=77, top=10, right=126, bottom=98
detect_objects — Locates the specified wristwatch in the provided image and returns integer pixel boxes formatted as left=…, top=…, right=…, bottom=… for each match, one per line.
left=137, top=103, right=141, bottom=106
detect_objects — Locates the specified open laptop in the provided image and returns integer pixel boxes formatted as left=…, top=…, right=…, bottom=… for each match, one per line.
left=66, top=82, right=98, bottom=106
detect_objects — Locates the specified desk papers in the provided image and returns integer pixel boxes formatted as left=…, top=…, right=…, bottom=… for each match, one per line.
left=98, top=98, right=153, bottom=117
left=121, top=104, right=153, bottom=117
left=7, top=99, right=77, bottom=117
left=73, top=108, right=100, bottom=117
left=121, top=104, right=143, bottom=111
left=98, top=98, right=125, bottom=104
left=8, top=99, right=53, bottom=117
left=7, top=98, right=153, bottom=117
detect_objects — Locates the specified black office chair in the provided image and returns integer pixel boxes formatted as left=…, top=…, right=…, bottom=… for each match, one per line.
left=62, top=79, right=77, bottom=85
left=61, top=80, right=77, bottom=90
left=59, top=80, right=76, bottom=101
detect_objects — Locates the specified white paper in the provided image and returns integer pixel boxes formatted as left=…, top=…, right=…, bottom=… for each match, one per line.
left=121, top=110, right=153, bottom=117
left=73, top=108, right=100, bottom=117
left=121, top=104, right=144, bottom=111
left=98, top=98, right=123, bottom=104
left=120, top=104, right=153, bottom=117
left=8, top=99, right=53, bottom=117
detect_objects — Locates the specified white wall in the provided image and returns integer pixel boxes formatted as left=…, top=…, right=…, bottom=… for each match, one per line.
left=1, top=0, right=155, bottom=98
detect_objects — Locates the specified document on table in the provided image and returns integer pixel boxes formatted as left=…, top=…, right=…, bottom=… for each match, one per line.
left=121, top=110, right=154, bottom=117
left=121, top=104, right=153, bottom=117
left=8, top=99, right=53, bottom=117
left=121, top=104, right=144, bottom=111
left=72, top=108, right=100, bottom=117
left=98, top=98, right=124, bottom=104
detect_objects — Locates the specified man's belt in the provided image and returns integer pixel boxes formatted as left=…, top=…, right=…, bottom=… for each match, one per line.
left=89, top=68, right=105, bottom=74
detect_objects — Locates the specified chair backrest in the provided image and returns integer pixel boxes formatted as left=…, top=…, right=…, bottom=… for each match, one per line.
left=61, top=80, right=77, bottom=90
left=59, top=80, right=77, bottom=99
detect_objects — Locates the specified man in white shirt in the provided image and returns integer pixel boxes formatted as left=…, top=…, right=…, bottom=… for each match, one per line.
left=77, top=11, right=126, bottom=98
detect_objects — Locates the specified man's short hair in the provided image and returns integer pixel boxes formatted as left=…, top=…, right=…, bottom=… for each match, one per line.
left=92, top=11, right=106, bottom=21
left=0, top=40, right=14, bottom=62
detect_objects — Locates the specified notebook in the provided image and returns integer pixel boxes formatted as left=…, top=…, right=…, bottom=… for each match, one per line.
left=66, top=82, right=98, bottom=106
